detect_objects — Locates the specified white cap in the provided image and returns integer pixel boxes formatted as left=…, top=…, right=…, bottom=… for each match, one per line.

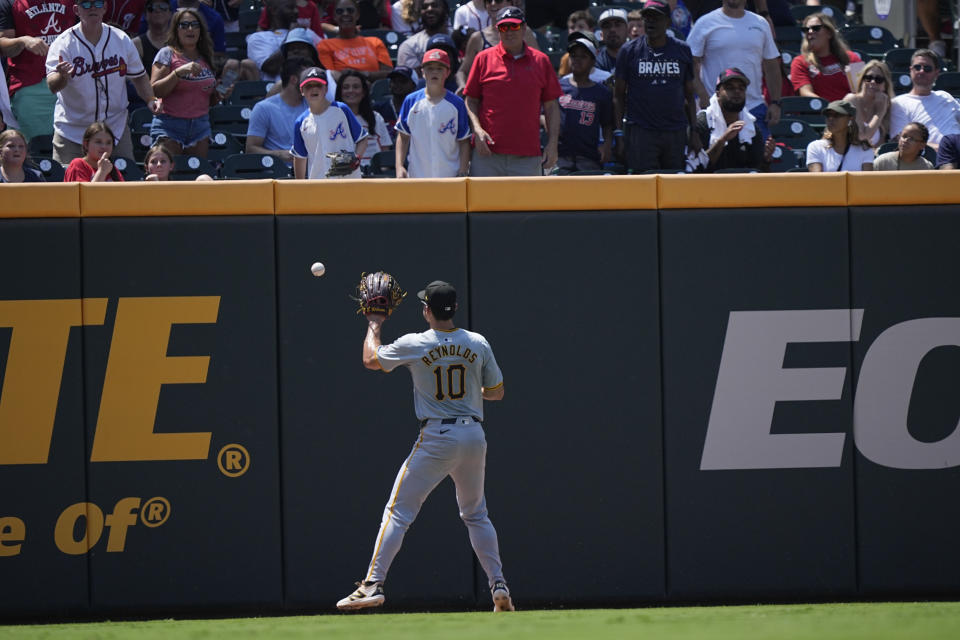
left=598, top=8, right=628, bottom=26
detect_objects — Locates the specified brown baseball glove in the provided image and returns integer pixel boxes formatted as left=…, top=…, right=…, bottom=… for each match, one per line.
left=352, top=271, right=407, bottom=316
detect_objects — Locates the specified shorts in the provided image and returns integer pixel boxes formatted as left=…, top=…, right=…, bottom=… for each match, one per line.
left=624, top=124, right=687, bottom=173
left=150, top=112, right=211, bottom=148
left=11, top=82, right=56, bottom=141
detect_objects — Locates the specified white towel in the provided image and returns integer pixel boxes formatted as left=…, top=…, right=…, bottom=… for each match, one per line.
left=704, top=94, right=756, bottom=148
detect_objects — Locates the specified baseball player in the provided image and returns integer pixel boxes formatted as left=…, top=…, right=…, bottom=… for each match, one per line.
left=337, top=280, right=514, bottom=612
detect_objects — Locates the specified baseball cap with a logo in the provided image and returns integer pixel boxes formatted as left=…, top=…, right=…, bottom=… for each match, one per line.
left=495, top=6, right=524, bottom=26
left=640, top=0, right=670, bottom=16
left=299, top=67, right=328, bottom=88
left=716, top=67, right=750, bottom=88
left=422, top=48, right=451, bottom=69
left=418, top=281, right=456, bottom=316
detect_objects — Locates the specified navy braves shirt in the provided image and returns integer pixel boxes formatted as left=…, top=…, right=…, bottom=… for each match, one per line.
left=558, top=76, right=613, bottom=162
left=615, top=35, right=692, bottom=131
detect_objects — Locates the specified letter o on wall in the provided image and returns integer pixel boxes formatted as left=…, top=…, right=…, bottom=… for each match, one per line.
left=854, top=318, right=960, bottom=469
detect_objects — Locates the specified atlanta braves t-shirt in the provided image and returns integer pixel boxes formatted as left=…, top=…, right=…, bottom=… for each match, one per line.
left=615, top=35, right=693, bottom=131
left=395, top=88, right=470, bottom=178
left=558, top=76, right=613, bottom=162
left=291, top=100, right=368, bottom=179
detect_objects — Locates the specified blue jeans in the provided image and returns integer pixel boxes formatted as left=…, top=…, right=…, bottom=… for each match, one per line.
left=750, top=103, right=770, bottom=142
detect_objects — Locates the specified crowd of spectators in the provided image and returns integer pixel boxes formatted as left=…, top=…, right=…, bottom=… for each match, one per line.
left=2, top=0, right=960, bottom=183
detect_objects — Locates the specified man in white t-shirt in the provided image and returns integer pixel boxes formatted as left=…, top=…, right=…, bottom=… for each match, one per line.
left=686, top=0, right=780, bottom=139
left=890, top=49, right=960, bottom=150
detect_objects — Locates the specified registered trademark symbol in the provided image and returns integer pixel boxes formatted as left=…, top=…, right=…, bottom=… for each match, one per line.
left=217, top=444, right=250, bottom=478
left=140, top=497, right=171, bottom=528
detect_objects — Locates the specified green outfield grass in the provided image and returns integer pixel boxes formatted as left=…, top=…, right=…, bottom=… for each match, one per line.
left=3, top=602, right=960, bottom=640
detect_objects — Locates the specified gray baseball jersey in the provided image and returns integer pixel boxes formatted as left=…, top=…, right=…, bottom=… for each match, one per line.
left=376, top=327, right=503, bottom=421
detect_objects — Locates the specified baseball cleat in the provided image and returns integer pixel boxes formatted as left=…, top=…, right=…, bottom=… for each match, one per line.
left=336, top=581, right=385, bottom=611
left=491, top=581, right=514, bottom=612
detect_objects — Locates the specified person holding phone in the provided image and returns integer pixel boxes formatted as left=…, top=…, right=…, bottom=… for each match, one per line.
left=149, top=8, right=224, bottom=157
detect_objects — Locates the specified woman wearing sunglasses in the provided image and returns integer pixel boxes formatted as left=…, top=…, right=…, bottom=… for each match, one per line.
left=790, top=13, right=861, bottom=102
left=806, top=99, right=874, bottom=172
left=843, top=60, right=894, bottom=148
left=149, top=9, right=221, bottom=158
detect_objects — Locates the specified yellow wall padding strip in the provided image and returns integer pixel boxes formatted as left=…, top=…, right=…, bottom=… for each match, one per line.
left=274, top=178, right=467, bottom=214
left=658, top=173, right=848, bottom=209
left=847, top=170, right=960, bottom=206
left=0, top=183, right=80, bottom=218
left=466, top=175, right=657, bottom=211
left=79, top=180, right=276, bottom=216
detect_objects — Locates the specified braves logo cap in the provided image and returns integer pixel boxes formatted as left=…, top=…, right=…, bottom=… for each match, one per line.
left=716, top=67, right=750, bottom=88
left=422, top=48, right=451, bottom=69
left=417, top=281, right=456, bottom=314
left=495, top=6, right=524, bottom=26
left=640, top=0, right=670, bottom=16
left=299, top=67, right=328, bottom=88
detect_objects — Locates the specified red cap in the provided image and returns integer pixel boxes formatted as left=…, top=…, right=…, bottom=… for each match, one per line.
left=421, top=48, right=451, bottom=68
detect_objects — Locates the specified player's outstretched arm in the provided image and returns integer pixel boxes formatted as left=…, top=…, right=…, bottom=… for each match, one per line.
left=362, top=314, right=386, bottom=370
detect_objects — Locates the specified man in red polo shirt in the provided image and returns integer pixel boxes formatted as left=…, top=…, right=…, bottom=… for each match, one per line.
left=463, top=6, right=561, bottom=176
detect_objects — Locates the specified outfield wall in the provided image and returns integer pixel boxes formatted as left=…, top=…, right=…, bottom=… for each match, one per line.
left=1, top=174, right=959, bottom=618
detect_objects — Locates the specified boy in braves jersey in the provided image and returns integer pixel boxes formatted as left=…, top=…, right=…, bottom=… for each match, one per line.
left=291, top=66, right=368, bottom=179
left=395, top=48, right=470, bottom=178
left=556, top=35, right=613, bottom=174
left=0, top=0, right=76, bottom=140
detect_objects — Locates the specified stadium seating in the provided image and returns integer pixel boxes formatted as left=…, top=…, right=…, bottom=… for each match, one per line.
left=935, top=71, right=960, bottom=98
left=767, top=144, right=800, bottom=172
left=225, top=31, right=247, bottom=60
left=206, top=131, right=245, bottom=164
left=883, top=47, right=917, bottom=74
left=113, top=157, right=145, bottom=181
left=209, top=104, right=254, bottom=137
left=221, top=153, right=292, bottom=179
left=840, top=25, right=901, bottom=59
left=370, top=77, right=391, bottom=104
left=364, top=29, right=405, bottom=62
left=774, top=25, right=803, bottom=55
left=238, top=7, right=260, bottom=35
left=226, top=80, right=271, bottom=106
left=28, top=157, right=65, bottom=182
left=367, top=150, right=396, bottom=177
left=27, top=134, right=53, bottom=158
left=780, top=95, right=828, bottom=129
left=770, top=119, right=819, bottom=159
left=129, top=106, right=154, bottom=135
left=171, top=155, right=217, bottom=180
left=789, top=3, right=843, bottom=25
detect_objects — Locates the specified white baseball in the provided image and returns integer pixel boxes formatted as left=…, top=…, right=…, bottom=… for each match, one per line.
left=310, top=262, right=326, bottom=277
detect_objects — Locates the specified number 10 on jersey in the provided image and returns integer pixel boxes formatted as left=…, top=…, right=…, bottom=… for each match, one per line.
left=433, top=364, right=466, bottom=400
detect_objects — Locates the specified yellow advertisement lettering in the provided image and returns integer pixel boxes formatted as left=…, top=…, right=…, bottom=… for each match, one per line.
left=0, top=299, right=107, bottom=464
left=0, top=517, right=26, bottom=556
left=90, top=297, right=219, bottom=462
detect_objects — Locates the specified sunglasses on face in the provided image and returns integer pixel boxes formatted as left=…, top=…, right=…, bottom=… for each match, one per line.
left=335, top=6, right=356, bottom=14
left=862, top=74, right=885, bottom=84
left=801, top=24, right=823, bottom=34
left=78, top=0, right=105, bottom=8
left=497, top=22, right=523, bottom=33
left=147, top=3, right=170, bottom=11
left=178, top=20, right=201, bottom=29
left=912, top=63, right=934, bottom=72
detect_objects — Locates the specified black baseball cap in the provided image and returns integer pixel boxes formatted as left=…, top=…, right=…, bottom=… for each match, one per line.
left=495, top=6, right=524, bottom=26
left=716, top=67, right=750, bottom=89
left=417, top=281, right=456, bottom=315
